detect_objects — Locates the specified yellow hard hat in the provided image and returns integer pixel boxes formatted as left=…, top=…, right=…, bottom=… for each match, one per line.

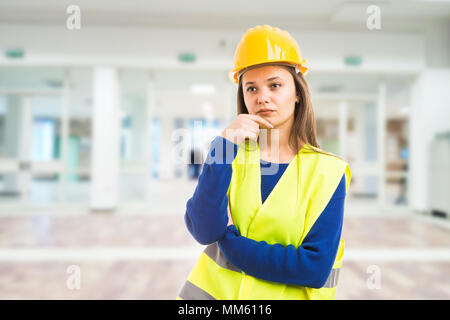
left=229, top=25, right=308, bottom=84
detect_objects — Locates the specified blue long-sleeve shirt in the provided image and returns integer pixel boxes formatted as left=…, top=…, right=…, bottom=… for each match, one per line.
left=184, top=136, right=239, bottom=245
left=184, top=136, right=346, bottom=288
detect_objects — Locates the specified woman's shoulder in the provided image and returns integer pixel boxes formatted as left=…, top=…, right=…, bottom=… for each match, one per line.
left=302, top=144, right=347, bottom=163
left=301, top=144, right=351, bottom=181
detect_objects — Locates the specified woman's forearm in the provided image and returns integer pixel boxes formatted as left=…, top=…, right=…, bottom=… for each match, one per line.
left=184, top=136, right=238, bottom=245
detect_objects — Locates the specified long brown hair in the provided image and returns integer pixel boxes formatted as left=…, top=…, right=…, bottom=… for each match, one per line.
left=236, top=64, right=332, bottom=156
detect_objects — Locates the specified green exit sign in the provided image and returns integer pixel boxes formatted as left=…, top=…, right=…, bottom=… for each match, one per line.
left=178, top=52, right=196, bottom=63
left=344, top=55, right=362, bottom=66
left=5, top=48, right=25, bottom=59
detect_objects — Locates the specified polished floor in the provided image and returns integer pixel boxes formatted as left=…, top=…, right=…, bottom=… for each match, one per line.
left=0, top=195, right=449, bottom=300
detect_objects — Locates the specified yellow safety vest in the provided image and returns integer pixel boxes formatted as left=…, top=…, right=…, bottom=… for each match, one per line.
left=178, top=140, right=352, bottom=300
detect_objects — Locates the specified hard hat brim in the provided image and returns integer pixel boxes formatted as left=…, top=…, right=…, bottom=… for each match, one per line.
left=229, top=61, right=309, bottom=84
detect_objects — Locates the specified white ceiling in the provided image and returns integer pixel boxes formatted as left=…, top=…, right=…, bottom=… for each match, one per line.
left=0, top=0, right=434, bottom=120
left=0, top=0, right=449, bottom=31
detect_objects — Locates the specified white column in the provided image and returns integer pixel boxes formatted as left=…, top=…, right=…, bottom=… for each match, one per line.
left=18, top=96, right=32, bottom=202
left=377, top=80, right=387, bottom=208
left=338, top=100, right=348, bottom=158
left=90, top=66, right=120, bottom=211
left=59, top=69, right=70, bottom=204
left=3, top=95, right=22, bottom=192
left=129, top=104, right=147, bottom=163
left=353, top=103, right=365, bottom=194
left=158, top=115, right=174, bottom=180
left=410, top=70, right=450, bottom=213
left=146, top=71, right=156, bottom=197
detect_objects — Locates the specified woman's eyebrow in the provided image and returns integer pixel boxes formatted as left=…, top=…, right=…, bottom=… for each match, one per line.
left=244, top=76, right=283, bottom=87
left=266, top=76, right=282, bottom=82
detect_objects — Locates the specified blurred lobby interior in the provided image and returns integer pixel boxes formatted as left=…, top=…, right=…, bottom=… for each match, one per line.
left=0, top=0, right=449, bottom=299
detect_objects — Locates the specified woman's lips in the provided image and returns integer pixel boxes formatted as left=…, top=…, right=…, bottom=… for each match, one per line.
left=258, top=110, right=274, bottom=115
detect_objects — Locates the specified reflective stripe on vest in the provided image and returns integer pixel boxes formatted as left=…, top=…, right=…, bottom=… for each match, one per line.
left=179, top=280, right=216, bottom=300
left=180, top=140, right=351, bottom=300
left=204, top=243, right=242, bottom=274
left=204, top=243, right=341, bottom=288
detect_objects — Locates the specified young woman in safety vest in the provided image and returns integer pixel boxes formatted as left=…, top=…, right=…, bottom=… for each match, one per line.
left=178, top=25, right=352, bottom=300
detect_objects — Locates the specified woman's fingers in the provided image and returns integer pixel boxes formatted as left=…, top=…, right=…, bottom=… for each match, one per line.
left=221, top=113, right=274, bottom=145
left=245, top=114, right=274, bottom=129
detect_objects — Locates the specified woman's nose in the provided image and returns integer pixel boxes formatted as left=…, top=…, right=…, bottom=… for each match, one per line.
left=256, top=90, right=270, bottom=105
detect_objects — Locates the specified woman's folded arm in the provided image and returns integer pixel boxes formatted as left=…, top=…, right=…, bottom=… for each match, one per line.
left=184, top=136, right=238, bottom=245
left=218, top=175, right=346, bottom=288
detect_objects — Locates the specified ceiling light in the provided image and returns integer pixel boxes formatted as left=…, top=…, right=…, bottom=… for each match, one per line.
left=190, top=84, right=216, bottom=95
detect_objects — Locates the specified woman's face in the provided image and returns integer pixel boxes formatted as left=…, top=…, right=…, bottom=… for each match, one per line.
left=241, top=65, right=298, bottom=129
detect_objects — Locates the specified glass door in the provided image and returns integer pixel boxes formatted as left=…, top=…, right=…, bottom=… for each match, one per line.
left=0, top=91, right=65, bottom=205
left=314, top=97, right=379, bottom=204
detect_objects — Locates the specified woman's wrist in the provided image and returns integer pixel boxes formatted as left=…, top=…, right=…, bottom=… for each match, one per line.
left=205, top=135, right=239, bottom=165
left=220, top=131, right=239, bottom=146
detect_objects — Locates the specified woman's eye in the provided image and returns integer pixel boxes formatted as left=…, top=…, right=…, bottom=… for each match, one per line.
left=271, top=83, right=281, bottom=88
left=246, top=87, right=256, bottom=92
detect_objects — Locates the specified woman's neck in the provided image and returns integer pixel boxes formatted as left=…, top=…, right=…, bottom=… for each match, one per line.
left=259, top=120, right=299, bottom=163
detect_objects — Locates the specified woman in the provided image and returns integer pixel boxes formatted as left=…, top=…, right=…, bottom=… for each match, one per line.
left=178, top=25, right=351, bottom=300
